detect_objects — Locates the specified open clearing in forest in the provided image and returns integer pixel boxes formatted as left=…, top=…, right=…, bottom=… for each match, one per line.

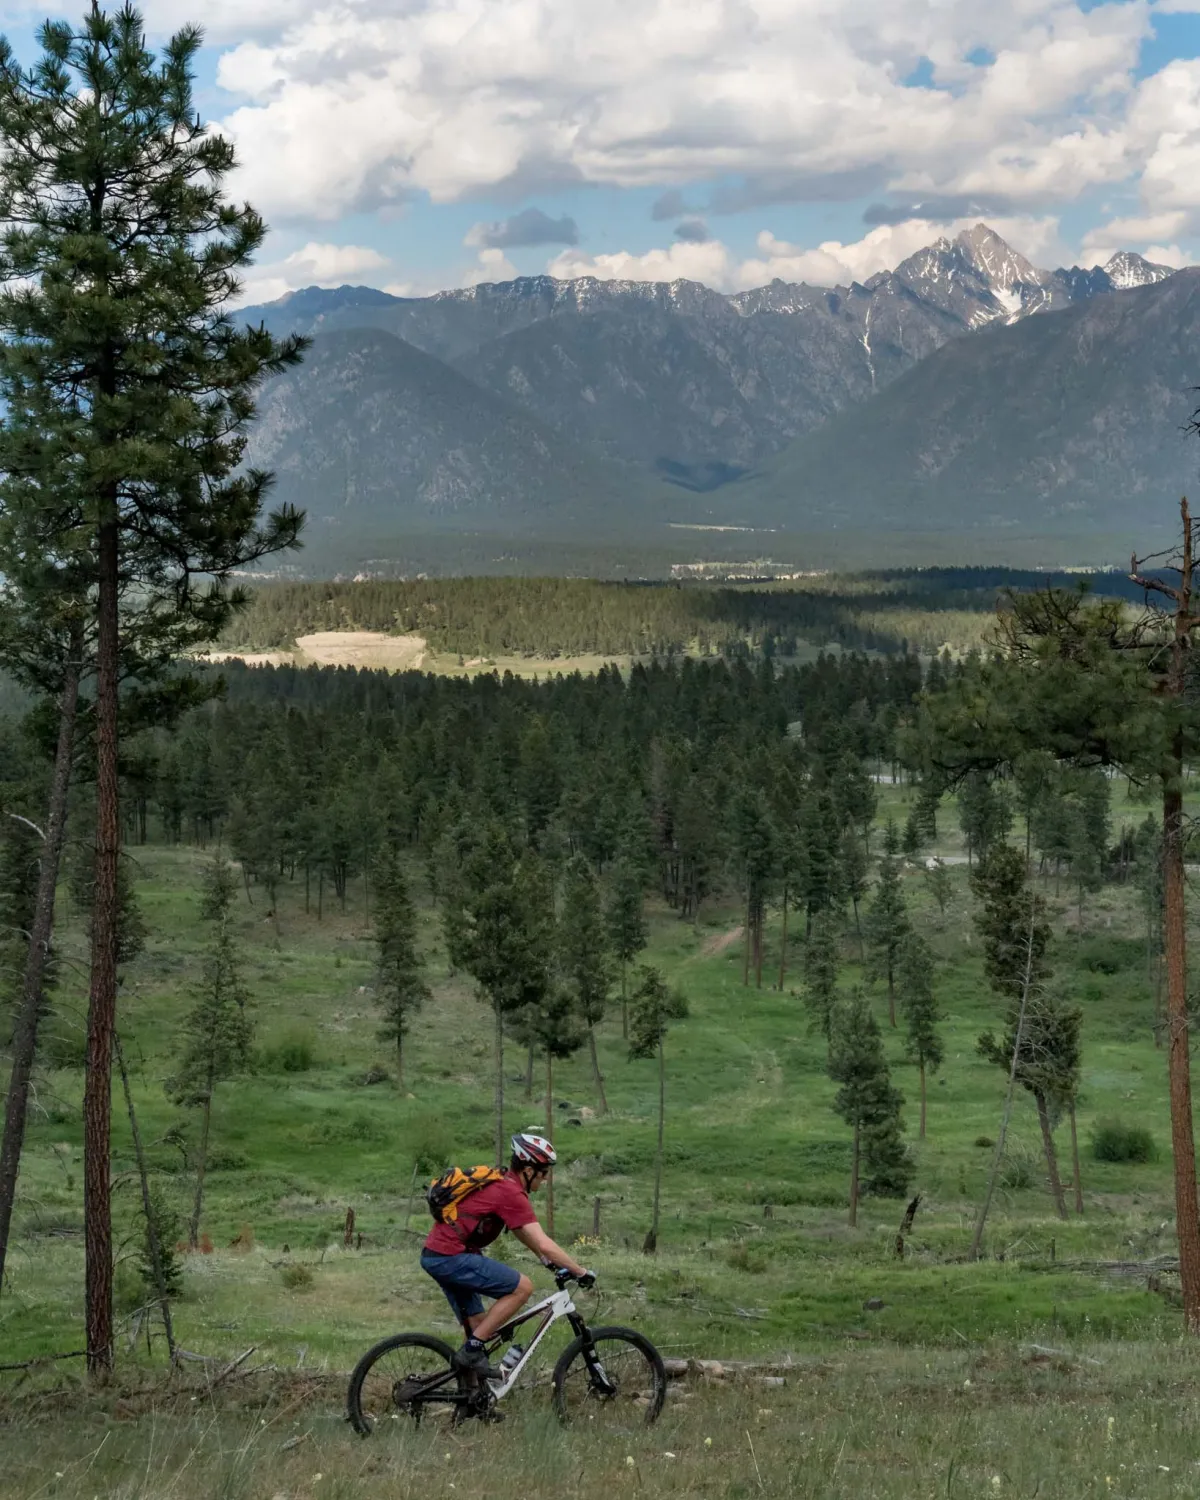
left=203, top=629, right=633, bottom=679
left=295, top=631, right=429, bottom=671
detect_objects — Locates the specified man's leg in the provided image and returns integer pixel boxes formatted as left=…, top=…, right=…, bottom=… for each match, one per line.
left=467, top=1273, right=533, bottom=1342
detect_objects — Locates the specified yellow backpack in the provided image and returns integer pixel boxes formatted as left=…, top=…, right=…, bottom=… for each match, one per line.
left=425, top=1164, right=505, bottom=1225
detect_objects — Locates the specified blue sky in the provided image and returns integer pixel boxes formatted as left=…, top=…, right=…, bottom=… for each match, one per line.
left=4, top=0, right=1200, bottom=299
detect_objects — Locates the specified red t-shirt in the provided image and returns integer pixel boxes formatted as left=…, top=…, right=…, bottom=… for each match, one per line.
left=424, top=1172, right=538, bottom=1255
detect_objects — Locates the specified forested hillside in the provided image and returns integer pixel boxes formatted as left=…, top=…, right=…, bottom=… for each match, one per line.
left=216, top=568, right=1139, bottom=659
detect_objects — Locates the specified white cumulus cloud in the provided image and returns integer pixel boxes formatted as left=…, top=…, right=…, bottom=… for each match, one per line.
left=238, top=241, right=391, bottom=303
left=547, top=238, right=737, bottom=287
left=212, top=0, right=1156, bottom=224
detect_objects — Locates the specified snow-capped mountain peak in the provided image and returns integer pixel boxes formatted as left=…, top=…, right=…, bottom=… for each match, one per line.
left=1103, top=250, right=1175, bottom=290
left=954, top=223, right=1047, bottom=292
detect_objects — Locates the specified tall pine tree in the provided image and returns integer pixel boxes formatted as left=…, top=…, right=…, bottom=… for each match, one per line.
left=896, top=931, right=943, bottom=1139
left=828, top=990, right=909, bottom=1226
left=972, top=845, right=1069, bottom=1220
left=864, top=821, right=910, bottom=1027
left=628, top=965, right=688, bottom=1254
left=373, top=846, right=430, bottom=1089
left=605, top=859, right=646, bottom=1040
left=167, top=855, right=252, bottom=1250
left=559, top=855, right=614, bottom=1114
left=0, top=5, right=305, bottom=1367
left=803, top=911, right=841, bottom=1049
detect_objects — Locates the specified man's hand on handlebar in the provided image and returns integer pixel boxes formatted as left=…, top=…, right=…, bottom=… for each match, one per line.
left=547, top=1262, right=597, bottom=1290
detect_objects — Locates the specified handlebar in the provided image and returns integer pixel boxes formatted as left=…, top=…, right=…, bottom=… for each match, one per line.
left=548, top=1264, right=596, bottom=1290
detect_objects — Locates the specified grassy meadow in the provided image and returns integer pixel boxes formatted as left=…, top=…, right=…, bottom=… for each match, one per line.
left=1, top=779, right=1195, bottom=1497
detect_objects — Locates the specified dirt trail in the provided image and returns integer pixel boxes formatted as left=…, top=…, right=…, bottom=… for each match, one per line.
left=702, top=924, right=745, bottom=957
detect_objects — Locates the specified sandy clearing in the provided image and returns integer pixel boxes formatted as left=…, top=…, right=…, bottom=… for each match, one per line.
left=293, top=632, right=427, bottom=671
left=197, top=649, right=295, bottom=667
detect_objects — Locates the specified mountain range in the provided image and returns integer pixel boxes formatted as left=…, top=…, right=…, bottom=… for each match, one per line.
left=240, top=225, right=1191, bottom=565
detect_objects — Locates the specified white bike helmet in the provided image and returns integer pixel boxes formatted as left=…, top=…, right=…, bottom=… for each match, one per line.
left=511, top=1131, right=557, bottom=1168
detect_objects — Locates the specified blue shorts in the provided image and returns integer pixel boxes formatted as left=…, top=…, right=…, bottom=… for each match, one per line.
left=420, top=1249, right=521, bottom=1323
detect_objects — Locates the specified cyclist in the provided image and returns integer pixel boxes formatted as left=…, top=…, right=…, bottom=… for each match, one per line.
left=421, top=1132, right=595, bottom=1375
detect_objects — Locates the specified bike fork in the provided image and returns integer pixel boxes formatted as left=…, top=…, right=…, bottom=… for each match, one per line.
left=569, top=1319, right=616, bottom=1397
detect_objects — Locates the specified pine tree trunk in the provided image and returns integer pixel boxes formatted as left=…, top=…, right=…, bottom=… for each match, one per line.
left=304, top=864, right=310, bottom=914
left=919, top=1059, right=927, bottom=1140
left=189, top=1086, right=214, bottom=1251
left=84, top=511, right=120, bottom=1375
left=0, top=661, right=79, bottom=1296
left=397, top=1032, right=404, bottom=1092
left=114, top=1031, right=175, bottom=1357
left=1162, top=764, right=1200, bottom=1328
left=621, top=960, right=628, bottom=1041
left=754, top=901, right=764, bottom=989
left=777, top=887, right=789, bottom=991
left=742, top=892, right=751, bottom=987
left=494, top=1002, right=504, bottom=1167
left=587, top=1025, right=608, bottom=1114
left=1069, top=1100, right=1083, bottom=1215
left=852, top=898, right=863, bottom=959
left=887, top=970, right=896, bottom=1028
left=317, top=871, right=323, bottom=921
left=545, top=1050, right=555, bottom=1237
left=849, top=1119, right=860, bottom=1227
left=1034, top=1087, right=1068, bottom=1221
left=645, top=1035, right=664, bottom=1254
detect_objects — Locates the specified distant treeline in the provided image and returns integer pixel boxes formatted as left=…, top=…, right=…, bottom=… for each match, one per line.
left=217, top=569, right=1138, bottom=660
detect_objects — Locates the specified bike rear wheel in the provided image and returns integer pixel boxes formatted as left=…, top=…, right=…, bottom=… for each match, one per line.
left=347, top=1333, right=462, bottom=1435
left=552, top=1325, right=666, bottom=1426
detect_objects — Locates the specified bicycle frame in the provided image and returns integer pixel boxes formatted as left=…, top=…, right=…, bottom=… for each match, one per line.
left=482, top=1284, right=584, bottom=1398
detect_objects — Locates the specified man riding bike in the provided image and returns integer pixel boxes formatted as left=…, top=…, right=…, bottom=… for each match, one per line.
left=421, top=1132, right=596, bottom=1376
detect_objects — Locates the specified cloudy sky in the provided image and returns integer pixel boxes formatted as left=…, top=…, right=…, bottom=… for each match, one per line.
left=6, top=0, right=1200, bottom=302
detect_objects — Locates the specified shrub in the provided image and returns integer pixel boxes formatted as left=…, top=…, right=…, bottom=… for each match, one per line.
left=1077, top=937, right=1140, bottom=976
left=407, top=1113, right=456, bottom=1175
left=280, top=1263, right=314, bottom=1291
left=1091, top=1119, right=1157, bottom=1163
left=974, top=1136, right=995, bottom=1149
left=207, top=1150, right=249, bottom=1172
left=138, top=1185, right=184, bottom=1300
left=114, top=1260, right=147, bottom=1315
left=261, top=1028, right=318, bottom=1074
left=726, top=1243, right=768, bottom=1275
left=999, top=1148, right=1038, bottom=1191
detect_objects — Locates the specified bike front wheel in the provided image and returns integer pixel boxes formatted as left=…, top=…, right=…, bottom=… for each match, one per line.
left=552, top=1325, right=666, bottom=1426
left=347, top=1332, right=462, bottom=1435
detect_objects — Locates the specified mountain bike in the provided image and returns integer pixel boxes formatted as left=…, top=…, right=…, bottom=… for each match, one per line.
left=347, top=1267, right=666, bottom=1432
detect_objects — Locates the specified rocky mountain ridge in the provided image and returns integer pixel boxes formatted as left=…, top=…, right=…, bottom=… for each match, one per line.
left=237, top=226, right=1187, bottom=561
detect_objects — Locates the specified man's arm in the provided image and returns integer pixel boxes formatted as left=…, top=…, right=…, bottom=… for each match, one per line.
left=512, top=1220, right=588, bottom=1277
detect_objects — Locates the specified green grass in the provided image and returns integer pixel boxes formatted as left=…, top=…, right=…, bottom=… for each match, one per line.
left=2, top=827, right=1195, bottom=1491
left=4, top=1343, right=1200, bottom=1500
